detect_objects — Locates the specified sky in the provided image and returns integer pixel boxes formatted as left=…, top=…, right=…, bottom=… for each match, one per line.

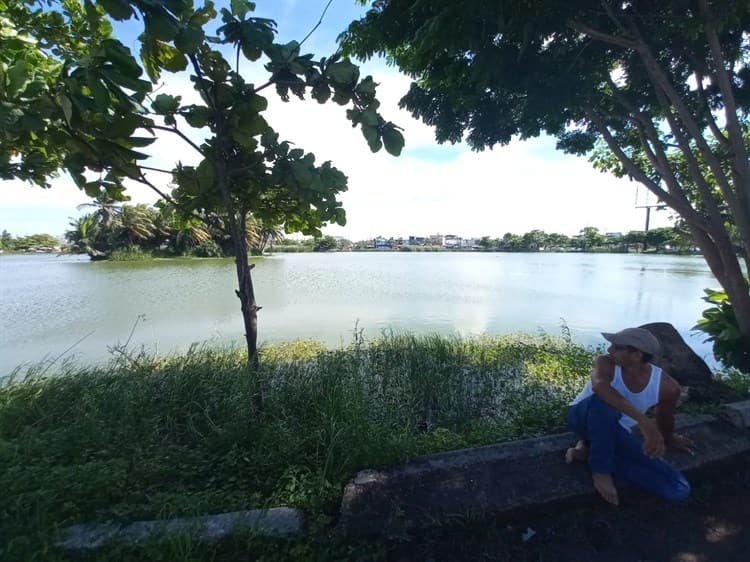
left=0, top=0, right=674, bottom=241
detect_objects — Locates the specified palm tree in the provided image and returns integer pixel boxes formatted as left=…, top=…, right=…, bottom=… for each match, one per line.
left=65, top=213, right=105, bottom=259
left=246, top=215, right=284, bottom=255
left=117, top=204, right=156, bottom=247
left=171, top=216, right=213, bottom=254
left=76, top=194, right=122, bottom=228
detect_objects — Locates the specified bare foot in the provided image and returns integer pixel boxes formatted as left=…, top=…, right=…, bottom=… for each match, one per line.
left=592, top=472, right=619, bottom=506
left=565, top=440, right=589, bottom=464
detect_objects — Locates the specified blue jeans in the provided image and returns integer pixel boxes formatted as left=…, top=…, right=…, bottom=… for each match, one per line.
left=567, top=394, right=690, bottom=501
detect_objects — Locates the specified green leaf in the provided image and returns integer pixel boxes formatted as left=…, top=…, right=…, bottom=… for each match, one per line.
left=145, top=12, right=180, bottom=42
left=101, top=40, right=144, bottom=79
left=87, top=73, right=110, bottom=110
left=231, top=0, right=253, bottom=19
left=326, top=61, right=359, bottom=85
left=152, top=94, right=182, bottom=114
left=382, top=125, right=404, bottom=156
left=7, top=60, right=31, bottom=97
left=361, top=125, right=381, bottom=152
left=105, top=114, right=143, bottom=138
left=174, top=26, right=204, bottom=54
left=58, top=94, right=73, bottom=124
left=154, top=41, right=188, bottom=73
left=182, top=106, right=213, bottom=128
left=99, top=0, right=133, bottom=21
left=196, top=159, right=215, bottom=191
left=279, top=40, right=300, bottom=62
left=311, top=84, right=331, bottom=104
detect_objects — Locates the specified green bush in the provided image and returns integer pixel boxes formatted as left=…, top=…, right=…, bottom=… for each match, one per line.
left=108, top=246, right=149, bottom=261
left=693, top=287, right=750, bottom=373
left=189, top=239, right=223, bottom=257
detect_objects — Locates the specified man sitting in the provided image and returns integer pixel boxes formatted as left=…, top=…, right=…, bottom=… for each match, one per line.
left=566, top=327, right=695, bottom=505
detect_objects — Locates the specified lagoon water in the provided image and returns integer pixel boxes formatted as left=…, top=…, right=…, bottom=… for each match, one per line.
left=0, top=251, right=720, bottom=375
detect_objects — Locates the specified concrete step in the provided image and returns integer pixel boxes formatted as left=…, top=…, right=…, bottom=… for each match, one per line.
left=339, top=413, right=750, bottom=535
left=56, top=507, right=304, bottom=551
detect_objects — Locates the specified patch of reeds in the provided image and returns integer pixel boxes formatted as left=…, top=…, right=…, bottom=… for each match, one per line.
left=0, top=332, right=595, bottom=561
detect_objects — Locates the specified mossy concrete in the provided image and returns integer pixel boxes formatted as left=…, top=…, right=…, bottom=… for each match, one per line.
left=339, top=412, right=750, bottom=535
left=57, top=408, right=750, bottom=551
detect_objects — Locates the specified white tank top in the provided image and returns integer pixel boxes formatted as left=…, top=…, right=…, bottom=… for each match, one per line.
left=569, top=363, right=662, bottom=432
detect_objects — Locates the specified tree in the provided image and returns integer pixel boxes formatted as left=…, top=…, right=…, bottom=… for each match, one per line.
left=0, top=230, right=12, bottom=250
left=65, top=213, right=102, bottom=257
left=314, top=234, right=338, bottom=251
left=343, top=0, right=750, bottom=360
left=117, top=203, right=156, bottom=247
left=4, top=0, right=403, bottom=370
left=521, top=229, right=548, bottom=251
left=578, top=226, right=605, bottom=252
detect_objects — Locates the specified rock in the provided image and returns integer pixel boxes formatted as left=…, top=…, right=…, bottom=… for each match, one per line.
left=638, top=322, right=713, bottom=386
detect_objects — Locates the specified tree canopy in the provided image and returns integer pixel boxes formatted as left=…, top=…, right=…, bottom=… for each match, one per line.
left=343, top=0, right=750, bottom=368
left=2, top=0, right=403, bottom=367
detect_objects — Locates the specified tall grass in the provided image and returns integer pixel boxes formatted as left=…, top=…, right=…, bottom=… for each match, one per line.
left=0, top=333, right=594, bottom=561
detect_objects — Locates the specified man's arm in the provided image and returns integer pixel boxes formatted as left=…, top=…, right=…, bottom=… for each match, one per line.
left=591, top=355, right=665, bottom=457
left=655, top=373, right=695, bottom=452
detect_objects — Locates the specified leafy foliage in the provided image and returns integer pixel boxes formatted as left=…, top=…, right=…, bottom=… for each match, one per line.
left=3, top=0, right=404, bottom=364
left=342, top=0, right=750, bottom=350
left=694, top=287, right=750, bottom=373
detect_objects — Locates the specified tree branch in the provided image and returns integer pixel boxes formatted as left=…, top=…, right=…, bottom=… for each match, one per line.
left=694, top=71, right=730, bottom=149
left=585, top=107, right=707, bottom=229
left=299, top=0, right=334, bottom=47
left=150, top=124, right=206, bottom=157
left=139, top=165, right=174, bottom=175
left=568, top=21, right=640, bottom=51
left=698, top=0, right=750, bottom=268
left=637, top=40, right=741, bottom=219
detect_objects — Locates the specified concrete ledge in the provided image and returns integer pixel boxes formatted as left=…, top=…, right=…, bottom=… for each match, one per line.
left=339, top=413, right=750, bottom=535
left=57, top=507, right=305, bottom=551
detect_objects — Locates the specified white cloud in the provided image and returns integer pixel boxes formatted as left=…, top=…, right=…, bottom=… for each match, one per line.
left=0, top=61, right=673, bottom=239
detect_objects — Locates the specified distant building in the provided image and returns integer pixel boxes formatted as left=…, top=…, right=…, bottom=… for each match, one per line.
left=429, top=234, right=444, bottom=246
left=444, top=234, right=461, bottom=248
left=408, top=236, right=426, bottom=245
left=374, top=236, right=390, bottom=248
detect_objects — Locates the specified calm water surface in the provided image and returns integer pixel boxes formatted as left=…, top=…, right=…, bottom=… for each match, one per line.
left=0, top=252, right=719, bottom=375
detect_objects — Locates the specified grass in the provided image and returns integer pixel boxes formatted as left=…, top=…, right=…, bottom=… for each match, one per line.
left=0, top=331, right=715, bottom=561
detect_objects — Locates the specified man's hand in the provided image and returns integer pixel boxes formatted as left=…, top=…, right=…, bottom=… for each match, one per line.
left=666, top=433, right=695, bottom=455
left=639, top=419, right=665, bottom=458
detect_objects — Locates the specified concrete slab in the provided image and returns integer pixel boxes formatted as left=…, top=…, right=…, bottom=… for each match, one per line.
left=339, top=414, right=750, bottom=535
left=56, top=507, right=305, bottom=551
left=722, top=400, right=750, bottom=428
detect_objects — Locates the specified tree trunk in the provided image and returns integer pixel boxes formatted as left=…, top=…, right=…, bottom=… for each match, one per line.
left=231, top=214, right=260, bottom=369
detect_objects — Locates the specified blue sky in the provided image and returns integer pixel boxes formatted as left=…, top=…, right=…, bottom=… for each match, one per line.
left=1, top=0, right=673, bottom=240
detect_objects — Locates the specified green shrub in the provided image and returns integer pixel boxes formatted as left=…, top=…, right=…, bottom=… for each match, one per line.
left=108, top=246, right=150, bottom=261
left=693, top=287, right=750, bottom=373
left=189, top=239, right=223, bottom=257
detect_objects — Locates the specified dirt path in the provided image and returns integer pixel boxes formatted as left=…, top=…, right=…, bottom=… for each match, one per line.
left=388, top=454, right=750, bottom=562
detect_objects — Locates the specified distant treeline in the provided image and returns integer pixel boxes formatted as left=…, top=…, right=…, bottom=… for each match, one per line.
left=3, top=216, right=695, bottom=259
